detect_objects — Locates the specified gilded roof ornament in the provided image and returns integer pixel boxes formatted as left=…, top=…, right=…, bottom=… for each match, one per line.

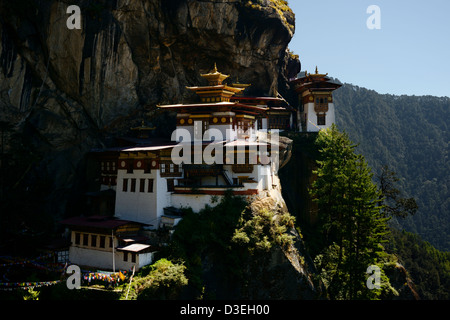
left=200, top=63, right=229, bottom=85
left=308, top=66, right=328, bottom=77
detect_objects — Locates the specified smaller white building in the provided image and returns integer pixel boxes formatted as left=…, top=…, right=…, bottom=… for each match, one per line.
left=291, top=67, right=341, bottom=132
left=61, top=215, right=157, bottom=271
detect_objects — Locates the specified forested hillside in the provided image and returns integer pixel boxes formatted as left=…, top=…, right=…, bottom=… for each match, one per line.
left=333, top=83, right=449, bottom=251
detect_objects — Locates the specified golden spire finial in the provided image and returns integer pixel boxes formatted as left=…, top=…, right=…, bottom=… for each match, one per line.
left=200, top=63, right=229, bottom=85
left=315, top=66, right=318, bottom=74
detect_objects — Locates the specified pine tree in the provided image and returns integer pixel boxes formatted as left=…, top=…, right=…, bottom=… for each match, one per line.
left=376, top=165, right=418, bottom=218
left=311, top=125, right=390, bottom=299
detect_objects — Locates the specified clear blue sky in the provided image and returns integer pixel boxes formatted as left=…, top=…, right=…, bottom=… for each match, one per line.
left=288, top=0, right=450, bottom=97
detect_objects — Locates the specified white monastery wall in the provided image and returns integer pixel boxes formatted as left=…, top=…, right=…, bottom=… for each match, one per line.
left=305, top=102, right=335, bottom=132
left=115, top=169, right=171, bottom=228
left=171, top=193, right=215, bottom=212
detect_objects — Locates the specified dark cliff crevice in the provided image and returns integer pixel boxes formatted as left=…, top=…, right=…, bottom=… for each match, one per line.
left=19, top=64, right=33, bottom=112
left=279, top=133, right=320, bottom=229
left=0, top=26, right=18, bottom=78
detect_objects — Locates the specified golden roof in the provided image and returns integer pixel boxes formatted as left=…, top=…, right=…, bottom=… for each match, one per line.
left=305, top=66, right=328, bottom=78
left=231, top=77, right=251, bottom=90
left=200, top=63, right=229, bottom=85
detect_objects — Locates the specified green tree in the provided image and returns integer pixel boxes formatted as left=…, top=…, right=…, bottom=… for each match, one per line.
left=232, top=208, right=296, bottom=254
left=334, top=84, right=450, bottom=251
left=311, top=125, right=390, bottom=299
left=166, top=191, right=248, bottom=296
left=377, top=165, right=418, bottom=218
left=126, top=259, right=188, bottom=300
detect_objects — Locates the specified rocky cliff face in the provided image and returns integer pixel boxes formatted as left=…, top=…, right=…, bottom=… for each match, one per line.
left=244, top=179, right=322, bottom=299
left=0, top=0, right=300, bottom=221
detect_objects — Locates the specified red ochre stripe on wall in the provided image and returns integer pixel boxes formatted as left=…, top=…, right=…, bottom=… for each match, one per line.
left=173, top=189, right=258, bottom=196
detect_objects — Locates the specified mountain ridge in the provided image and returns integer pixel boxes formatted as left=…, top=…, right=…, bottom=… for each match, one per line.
left=333, top=82, right=449, bottom=251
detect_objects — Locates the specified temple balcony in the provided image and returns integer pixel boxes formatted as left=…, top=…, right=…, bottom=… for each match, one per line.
left=174, top=164, right=259, bottom=195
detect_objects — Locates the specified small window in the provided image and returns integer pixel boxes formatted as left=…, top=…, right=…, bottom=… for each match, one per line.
left=167, top=179, right=175, bottom=192
left=109, top=236, right=113, bottom=248
left=140, top=179, right=146, bottom=192
left=144, top=160, right=151, bottom=174
left=123, top=252, right=128, bottom=262
left=160, top=163, right=166, bottom=174
left=75, top=233, right=81, bottom=245
left=130, top=179, right=136, bottom=192
left=57, top=250, right=69, bottom=263
left=127, top=161, right=133, bottom=174
left=148, top=179, right=154, bottom=193
left=131, top=253, right=136, bottom=263
left=100, top=236, right=106, bottom=248
left=317, top=114, right=326, bottom=126
left=91, top=235, right=97, bottom=247
left=83, top=234, right=89, bottom=246
left=123, top=179, right=128, bottom=192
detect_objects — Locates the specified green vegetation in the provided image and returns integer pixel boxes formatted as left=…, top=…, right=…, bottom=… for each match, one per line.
left=386, top=229, right=450, bottom=300
left=243, top=0, right=294, bottom=32
left=377, top=165, right=418, bottom=219
left=5, top=258, right=187, bottom=300
left=163, top=191, right=300, bottom=299
left=244, top=0, right=293, bottom=13
left=282, top=125, right=449, bottom=300
left=309, top=125, right=391, bottom=299
left=334, top=83, right=449, bottom=251
left=287, top=49, right=299, bottom=61
left=232, top=208, right=296, bottom=253
left=165, top=191, right=248, bottom=296
left=122, top=258, right=188, bottom=300
left=268, top=0, right=292, bottom=15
